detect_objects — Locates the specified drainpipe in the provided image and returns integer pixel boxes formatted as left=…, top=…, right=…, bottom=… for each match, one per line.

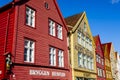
left=3, top=0, right=16, bottom=79
left=3, top=10, right=10, bottom=80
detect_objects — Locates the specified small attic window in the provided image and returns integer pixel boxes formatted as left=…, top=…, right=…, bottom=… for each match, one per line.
left=44, top=2, right=49, bottom=9
left=84, top=22, right=87, bottom=32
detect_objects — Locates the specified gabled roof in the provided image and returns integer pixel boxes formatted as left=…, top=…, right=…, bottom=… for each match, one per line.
left=65, top=12, right=85, bottom=32
left=65, top=12, right=95, bottom=47
left=65, top=13, right=83, bottom=27
left=0, top=0, right=68, bottom=32
left=104, top=42, right=112, bottom=55
left=53, top=0, right=68, bottom=32
left=102, top=42, right=112, bottom=60
left=93, top=35, right=104, bottom=57
left=93, top=35, right=99, bottom=44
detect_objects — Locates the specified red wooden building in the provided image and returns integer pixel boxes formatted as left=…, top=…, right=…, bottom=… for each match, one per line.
left=0, top=0, right=70, bottom=80
left=93, top=35, right=106, bottom=80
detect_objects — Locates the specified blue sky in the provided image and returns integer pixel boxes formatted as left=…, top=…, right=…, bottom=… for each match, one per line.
left=0, top=0, right=120, bottom=53
left=57, top=0, right=120, bottom=53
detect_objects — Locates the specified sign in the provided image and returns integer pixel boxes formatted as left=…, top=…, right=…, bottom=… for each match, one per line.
left=52, top=71, right=65, bottom=77
left=29, top=70, right=50, bottom=76
left=29, top=69, right=66, bottom=77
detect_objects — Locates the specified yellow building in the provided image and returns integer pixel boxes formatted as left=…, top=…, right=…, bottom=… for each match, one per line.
left=102, top=43, right=113, bottom=80
left=65, top=12, right=97, bottom=80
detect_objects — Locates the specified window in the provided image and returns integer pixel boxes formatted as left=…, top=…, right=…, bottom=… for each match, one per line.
left=44, top=2, right=49, bottom=9
left=84, top=22, right=87, bottom=32
left=24, top=39, right=35, bottom=63
left=58, top=50, right=64, bottom=67
left=49, top=20, right=55, bottom=36
left=26, top=7, right=35, bottom=27
left=83, top=55, right=87, bottom=68
left=83, top=35, right=86, bottom=47
left=81, top=34, right=85, bottom=47
left=87, top=57, right=90, bottom=69
left=57, top=24, right=63, bottom=39
left=97, top=68, right=100, bottom=76
left=76, top=77, right=83, bottom=80
left=78, top=31, right=82, bottom=45
left=98, top=56, right=101, bottom=64
left=78, top=52, right=83, bottom=67
left=89, top=40, right=92, bottom=51
left=49, top=47, right=56, bottom=66
left=86, top=37, right=89, bottom=49
left=102, top=59, right=104, bottom=65
left=96, top=54, right=99, bottom=62
left=100, top=69, right=103, bottom=77
left=90, top=58, right=93, bottom=70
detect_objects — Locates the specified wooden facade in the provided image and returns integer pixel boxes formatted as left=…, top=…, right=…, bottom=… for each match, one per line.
left=102, top=43, right=113, bottom=80
left=0, top=0, right=70, bottom=80
left=66, top=12, right=97, bottom=80
left=93, top=35, right=106, bottom=80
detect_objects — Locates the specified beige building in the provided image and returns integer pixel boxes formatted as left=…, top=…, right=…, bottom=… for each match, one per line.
left=65, top=12, right=97, bottom=80
left=109, top=43, right=117, bottom=80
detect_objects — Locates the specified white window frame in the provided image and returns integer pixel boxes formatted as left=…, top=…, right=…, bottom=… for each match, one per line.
left=86, top=37, right=89, bottom=49
left=77, top=31, right=82, bottom=45
left=49, top=47, right=56, bottom=66
left=97, top=68, right=100, bottom=76
left=49, top=19, right=55, bottom=36
left=89, top=40, right=92, bottom=51
left=24, top=39, right=35, bottom=63
left=78, top=52, right=83, bottom=67
left=81, top=34, right=85, bottom=47
left=58, top=50, right=64, bottom=67
left=87, top=57, right=90, bottom=69
left=57, top=24, right=63, bottom=39
left=26, top=7, right=35, bottom=27
left=83, top=55, right=87, bottom=68
left=84, top=22, right=87, bottom=32
left=90, top=58, right=93, bottom=70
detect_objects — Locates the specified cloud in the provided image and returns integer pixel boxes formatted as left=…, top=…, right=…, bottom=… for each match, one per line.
left=111, top=0, right=120, bottom=4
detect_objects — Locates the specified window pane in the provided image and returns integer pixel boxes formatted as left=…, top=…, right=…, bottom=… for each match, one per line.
left=49, top=20, right=55, bottom=36
left=25, top=40, right=28, bottom=46
left=57, top=25, right=62, bottom=39
left=29, top=49, right=33, bottom=62
left=24, top=39, right=34, bottom=63
left=24, top=48, right=28, bottom=61
left=30, top=41, right=33, bottom=47
left=49, top=47, right=56, bottom=66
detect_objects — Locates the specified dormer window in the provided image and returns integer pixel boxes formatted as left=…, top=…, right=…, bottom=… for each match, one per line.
left=84, top=22, right=87, bottom=32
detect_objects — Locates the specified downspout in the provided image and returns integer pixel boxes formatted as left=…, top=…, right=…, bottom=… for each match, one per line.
left=3, top=10, right=10, bottom=79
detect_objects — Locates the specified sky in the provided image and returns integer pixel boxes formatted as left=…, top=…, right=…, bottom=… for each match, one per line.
left=57, top=0, right=120, bottom=54
left=0, top=0, right=120, bottom=53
